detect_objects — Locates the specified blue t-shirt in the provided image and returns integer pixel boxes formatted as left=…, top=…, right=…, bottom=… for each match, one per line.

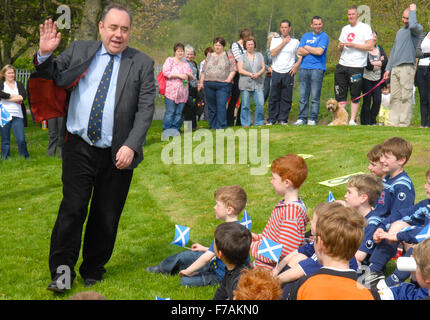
left=208, top=241, right=226, bottom=280
left=298, top=31, right=329, bottom=70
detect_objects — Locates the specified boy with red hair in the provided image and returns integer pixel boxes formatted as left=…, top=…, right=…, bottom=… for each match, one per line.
left=250, top=154, right=309, bottom=270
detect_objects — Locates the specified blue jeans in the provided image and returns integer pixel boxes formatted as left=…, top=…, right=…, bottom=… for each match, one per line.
left=240, top=90, right=265, bottom=126
left=0, top=116, right=29, bottom=159
left=298, top=68, right=325, bottom=122
left=158, top=250, right=221, bottom=287
left=204, top=81, right=232, bottom=129
left=163, top=97, right=185, bottom=135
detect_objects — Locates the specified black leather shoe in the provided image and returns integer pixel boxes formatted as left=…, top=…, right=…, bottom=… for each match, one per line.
left=84, top=278, right=102, bottom=287
left=47, top=279, right=67, bottom=294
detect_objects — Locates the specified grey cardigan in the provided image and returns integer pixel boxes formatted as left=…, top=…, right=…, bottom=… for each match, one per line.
left=238, top=52, right=264, bottom=91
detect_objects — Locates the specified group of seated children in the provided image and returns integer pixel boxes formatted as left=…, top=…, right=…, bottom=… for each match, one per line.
left=147, top=137, right=430, bottom=300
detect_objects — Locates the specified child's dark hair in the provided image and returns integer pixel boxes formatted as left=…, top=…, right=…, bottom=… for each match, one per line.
left=214, top=222, right=251, bottom=266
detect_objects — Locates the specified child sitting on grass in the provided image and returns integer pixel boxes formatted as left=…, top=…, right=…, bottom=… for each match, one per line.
left=212, top=222, right=252, bottom=300
left=146, top=185, right=247, bottom=287
left=286, top=205, right=380, bottom=300
left=378, top=238, right=430, bottom=300
left=250, top=154, right=309, bottom=270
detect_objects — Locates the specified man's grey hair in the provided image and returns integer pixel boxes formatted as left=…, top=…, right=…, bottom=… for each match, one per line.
left=101, top=3, right=133, bottom=26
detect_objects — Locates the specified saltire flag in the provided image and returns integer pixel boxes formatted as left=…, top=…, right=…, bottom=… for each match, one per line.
left=171, top=224, right=190, bottom=248
left=258, top=237, right=283, bottom=263
left=156, top=296, right=171, bottom=300
left=327, top=191, right=335, bottom=202
left=240, top=210, right=252, bottom=230
left=0, top=104, right=12, bottom=127
left=400, top=225, right=418, bottom=233
left=416, top=224, right=430, bottom=243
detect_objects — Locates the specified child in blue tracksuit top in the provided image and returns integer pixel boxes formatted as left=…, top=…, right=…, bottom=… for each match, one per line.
left=378, top=238, right=430, bottom=300
left=358, top=137, right=415, bottom=289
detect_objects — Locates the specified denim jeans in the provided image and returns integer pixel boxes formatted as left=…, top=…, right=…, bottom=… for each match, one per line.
left=158, top=250, right=221, bottom=287
left=240, top=90, right=265, bottom=126
left=163, top=97, right=185, bottom=135
left=0, top=116, right=29, bottom=159
left=204, top=81, right=232, bottom=129
left=298, top=68, right=325, bottom=122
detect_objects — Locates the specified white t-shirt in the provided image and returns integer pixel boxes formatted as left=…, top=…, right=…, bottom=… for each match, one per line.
left=338, top=22, right=373, bottom=68
left=1, top=82, right=23, bottom=118
left=270, top=36, right=300, bottom=73
left=418, top=34, right=430, bottom=66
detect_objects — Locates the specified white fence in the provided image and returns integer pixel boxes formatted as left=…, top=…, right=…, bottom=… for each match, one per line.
left=17, top=65, right=163, bottom=96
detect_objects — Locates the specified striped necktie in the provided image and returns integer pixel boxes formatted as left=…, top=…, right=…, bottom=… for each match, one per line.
left=87, top=54, right=115, bottom=144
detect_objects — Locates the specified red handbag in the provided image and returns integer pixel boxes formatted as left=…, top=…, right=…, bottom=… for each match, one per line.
left=157, top=71, right=166, bottom=95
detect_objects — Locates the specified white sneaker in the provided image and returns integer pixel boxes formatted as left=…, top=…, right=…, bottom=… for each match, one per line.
left=349, top=120, right=358, bottom=126
left=294, top=119, right=306, bottom=126
left=307, top=120, right=316, bottom=126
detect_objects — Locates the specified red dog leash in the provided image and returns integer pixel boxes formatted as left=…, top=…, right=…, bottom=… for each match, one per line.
left=339, top=78, right=386, bottom=106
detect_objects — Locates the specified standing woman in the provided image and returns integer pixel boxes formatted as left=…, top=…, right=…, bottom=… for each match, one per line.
left=182, top=44, right=199, bottom=131
left=199, top=37, right=236, bottom=130
left=237, top=36, right=266, bottom=127
left=162, top=43, right=193, bottom=137
left=0, top=64, right=29, bottom=159
left=360, top=31, right=387, bottom=125
left=416, top=17, right=430, bottom=128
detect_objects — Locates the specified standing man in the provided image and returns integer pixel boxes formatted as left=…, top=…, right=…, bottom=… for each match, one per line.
left=295, top=16, right=329, bottom=126
left=335, top=5, right=374, bottom=125
left=32, top=3, right=155, bottom=292
left=383, top=3, right=423, bottom=127
left=267, top=20, right=302, bottom=125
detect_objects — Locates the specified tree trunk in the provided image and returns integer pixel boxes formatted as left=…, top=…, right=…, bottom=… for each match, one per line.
left=74, top=0, right=103, bottom=40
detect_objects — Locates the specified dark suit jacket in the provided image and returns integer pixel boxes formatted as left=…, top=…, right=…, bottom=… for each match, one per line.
left=29, top=41, right=156, bottom=169
left=0, top=81, right=28, bottom=127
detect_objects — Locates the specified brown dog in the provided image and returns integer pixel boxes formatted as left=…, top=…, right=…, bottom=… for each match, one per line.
left=326, top=99, right=348, bottom=126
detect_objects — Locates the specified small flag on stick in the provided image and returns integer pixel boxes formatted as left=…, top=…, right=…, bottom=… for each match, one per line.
left=327, top=191, right=335, bottom=202
left=258, top=237, right=283, bottom=263
left=0, top=104, right=12, bottom=127
left=171, top=224, right=190, bottom=248
left=240, top=210, right=252, bottom=230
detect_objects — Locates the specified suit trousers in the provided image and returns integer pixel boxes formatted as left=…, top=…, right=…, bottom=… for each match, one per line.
left=49, top=133, right=133, bottom=281
left=388, top=64, right=415, bottom=127
left=268, top=71, right=294, bottom=124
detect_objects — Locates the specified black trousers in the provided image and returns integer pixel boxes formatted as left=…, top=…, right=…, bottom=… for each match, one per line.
left=268, top=71, right=294, bottom=124
left=49, top=133, right=133, bottom=281
left=416, top=66, right=430, bottom=127
left=360, top=78, right=382, bottom=125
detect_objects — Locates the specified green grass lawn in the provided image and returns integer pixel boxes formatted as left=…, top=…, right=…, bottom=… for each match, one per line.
left=1, top=77, right=429, bottom=300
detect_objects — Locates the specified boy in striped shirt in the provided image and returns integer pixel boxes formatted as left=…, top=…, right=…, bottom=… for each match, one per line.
left=250, top=154, right=309, bottom=270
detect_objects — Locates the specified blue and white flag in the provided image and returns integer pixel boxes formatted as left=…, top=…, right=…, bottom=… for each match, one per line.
left=327, top=191, right=335, bottom=202
left=416, top=224, right=430, bottom=243
left=240, top=210, right=252, bottom=230
left=258, top=237, right=283, bottom=263
left=0, top=104, right=12, bottom=127
left=156, top=296, right=171, bottom=300
left=171, top=224, right=190, bottom=248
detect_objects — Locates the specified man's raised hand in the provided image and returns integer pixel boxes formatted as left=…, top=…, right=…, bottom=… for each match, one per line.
left=39, top=19, right=61, bottom=56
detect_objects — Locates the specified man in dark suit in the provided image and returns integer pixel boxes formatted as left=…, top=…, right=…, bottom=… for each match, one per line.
left=32, top=3, right=155, bottom=292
